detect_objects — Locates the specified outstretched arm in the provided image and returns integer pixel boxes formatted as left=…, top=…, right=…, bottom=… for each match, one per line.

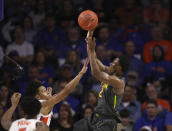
left=1, top=93, right=21, bottom=130
left=42, top=59, right=89, bottom=108
left=86, top=31, right=124, bottom=95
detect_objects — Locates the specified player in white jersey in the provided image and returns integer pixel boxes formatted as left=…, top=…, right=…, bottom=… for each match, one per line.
left=9, top=97, right=49, bottom=131
left=1, top=93, right=22, bottom=130
left=24, top=59, right=89, bottom=126
left=1, top=93, right=49, bottom=131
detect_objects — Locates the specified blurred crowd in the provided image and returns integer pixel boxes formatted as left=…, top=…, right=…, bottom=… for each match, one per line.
left=0, top=0, right=172, bottom=130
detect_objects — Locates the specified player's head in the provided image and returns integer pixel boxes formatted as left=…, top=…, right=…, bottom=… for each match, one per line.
left=21, top=97, right=41, bottom=119
left=25, top=80, right=50, bottom=100
left=108, top=55, right=130, bottom=76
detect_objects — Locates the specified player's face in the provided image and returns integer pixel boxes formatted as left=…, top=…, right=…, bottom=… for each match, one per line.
left=38, top=86, right=50, bottom=100
left=108, top=58, right=120, bottom=75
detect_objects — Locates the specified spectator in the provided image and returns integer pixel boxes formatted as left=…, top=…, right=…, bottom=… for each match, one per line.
left=124, top=41, right=145, bottom=85
left=135, top=100, right=166, bottom=131
left=52, top=80, right=80, bottom=115
left=140, top=0, right=170, bottom=8
left=16, top=104, right=25, bottom=119
left=58, top=0, right=76, bottom=29
left=47, top=0, right=62, bottom=16
left=16, top=65, right=40, bottom=96
left=143, top=0, right=169, bottom=25
left=34, top=50, right=55, bottom=85
left=73, top=105, right=94, bottom=130
left=29, top=0, right=46, bottom=29
left=50, top=104, right=73, bottom=131
left=96, top=45, right=110, bottom=65
left=6, top=26, right=34, bottom=64
left=88, top=0, right=106, bottom=23
left=65, top=50, right=82, bottom=74
left=58, top=64, right=83, bottom=98
left=23, top=15, right=37, bottom=43
left=96, top=25, right=122, bottom=59
left=0, top=104, right=6, bottom=131
left=0, top=84, right=11, bottom=109
left=165, top=112, right=172, bottom=131
left=117, top=109, right=134, bottom=131
left=0, top=46, right=4, bottom=67
left=83, top=105, right=94, bottom=119
left=58, top=26, right=86, bottom=65
left=126, top=71, right=139, bottom=87
left=0, top=67, right=19, bottom=93
left=114, top=0, right=142, bottom=27
left=144, top=45, right=172, bottom=81
left=83, top=90, right=98, bottom=109
left=35, top=13, right=66, bottom=59
left=0, top=32, right=5, bottom=48
left=140, top=126, right=152, bottom=131
left=142, top=84, right=171, bottom=112
left=118, top=85, right=141, bottom=122
left=143, top=26, right=172, bottom=63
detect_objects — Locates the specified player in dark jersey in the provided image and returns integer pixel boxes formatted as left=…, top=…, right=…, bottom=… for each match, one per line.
left=73, top=31, right=130, bottom=131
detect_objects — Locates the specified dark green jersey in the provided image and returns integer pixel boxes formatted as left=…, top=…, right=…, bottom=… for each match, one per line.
left=95, top=83, right=123, bottom=119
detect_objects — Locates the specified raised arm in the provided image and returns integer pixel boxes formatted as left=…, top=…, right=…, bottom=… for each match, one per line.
left=42, top=59, right=89, bottom=107
left=1, top=93, right=21, bottom=130
left=86, top=31, right=124, bottom=95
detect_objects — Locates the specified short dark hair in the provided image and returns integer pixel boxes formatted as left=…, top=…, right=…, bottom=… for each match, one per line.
left=118, top=55, right=130, bottom=73
left=21, top=97, right=41, bottom=118
left=25, top=80, right=43, bottom=97
left=120, top=109, right=130, bottom=118
left=146, top=99, right=158, bottom=107
left=84, top=105, right=94, bottom=113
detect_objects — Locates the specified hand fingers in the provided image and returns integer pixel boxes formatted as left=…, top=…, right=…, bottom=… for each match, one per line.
left=90, top=30, right=94, bottom=37
left=13, top=92, right=21, bottom=98
left=84, top=58, right=89, bottom=66
left=48, top=87, right=52, bottom=93
left=86, top=31, right=94, bottom=38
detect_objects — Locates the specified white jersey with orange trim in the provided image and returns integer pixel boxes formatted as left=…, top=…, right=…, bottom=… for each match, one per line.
left=9, top=118, right=41, bottom=131
left=37, top=100, right=53, bottom=126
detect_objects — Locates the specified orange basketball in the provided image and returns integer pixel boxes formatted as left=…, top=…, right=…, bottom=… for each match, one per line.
left=78, top=10, right=98, bottom=31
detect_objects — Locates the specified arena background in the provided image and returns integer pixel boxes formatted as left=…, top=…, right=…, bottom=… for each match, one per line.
left=0, top=0, right=172, bottom=130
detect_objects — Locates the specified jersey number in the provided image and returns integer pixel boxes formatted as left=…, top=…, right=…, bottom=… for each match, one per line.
left=19, top=128, right=26, bottom=131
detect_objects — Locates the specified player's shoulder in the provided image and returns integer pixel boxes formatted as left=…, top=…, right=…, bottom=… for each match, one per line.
left=12, top=118, right=26, bottom=123
left=11, top=118, right=26, bottom=127
left=109, top=75, right=125, bottom=85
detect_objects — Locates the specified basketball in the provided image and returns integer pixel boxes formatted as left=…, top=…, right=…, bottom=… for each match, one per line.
left=78, top=10, right=98, bottom=31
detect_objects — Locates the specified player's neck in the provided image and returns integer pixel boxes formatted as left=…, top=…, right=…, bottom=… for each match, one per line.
left=113, top=72, right=122, bottom=78
left=25, top=115, right=37, bottom=120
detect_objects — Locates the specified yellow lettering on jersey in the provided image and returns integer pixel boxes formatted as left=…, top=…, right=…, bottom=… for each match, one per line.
left=99, top=83, right=108, bottom=98
left=114, top=95, right=117, bottom=109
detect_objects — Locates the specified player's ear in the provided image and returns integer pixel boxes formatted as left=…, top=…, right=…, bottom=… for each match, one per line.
left=118, top=66, right=123, bottom=75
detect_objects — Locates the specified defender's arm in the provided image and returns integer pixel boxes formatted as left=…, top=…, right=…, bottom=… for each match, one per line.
left=41, top=59, right=89, bottom=107
left=1, top=93, right=21, bottom=130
